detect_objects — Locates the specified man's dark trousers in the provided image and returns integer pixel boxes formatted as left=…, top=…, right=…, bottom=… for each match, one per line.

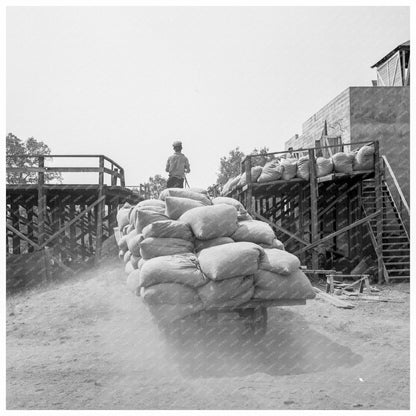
left=167, top=176, right=184, bottom=188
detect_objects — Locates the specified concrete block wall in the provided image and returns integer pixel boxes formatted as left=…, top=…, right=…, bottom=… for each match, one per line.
left=285, top=88, right=351, bottom=150
left=284, top=86, right=410, bottom=205
left=349, top=86, right=410, bottom=203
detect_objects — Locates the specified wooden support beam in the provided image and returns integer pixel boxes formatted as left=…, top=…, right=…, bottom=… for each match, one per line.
left=69, top=203, right=77, bottom=258
left=253, top=212, right=311, bottom=247
left=309, top=148, right=319, bottom=269
left=38, top=196, right=105, bottom=249
left=294, top=210, right=380, bottom=255
left=244, top=156, right=253, bottom=214
left=95, top=156, right=105, bottom=263
left=37, top=156, right=45, bottom=246
left=374, top=141, right=384, bottom=283
left=6, top=223, right=41, bottom=250
left=10, top=201, right=21, bottom=254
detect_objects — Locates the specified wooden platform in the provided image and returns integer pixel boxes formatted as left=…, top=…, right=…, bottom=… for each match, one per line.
left=6, top=155, right=143, bottom=281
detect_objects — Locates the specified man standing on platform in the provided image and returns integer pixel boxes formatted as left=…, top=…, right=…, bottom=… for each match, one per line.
left=165, top=140, right=190, bottom=188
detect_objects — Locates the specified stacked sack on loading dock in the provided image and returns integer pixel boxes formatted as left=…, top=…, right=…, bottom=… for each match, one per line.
left=221, top=144, right=375, bottom=196
left=117, top=188, right=315, bottom=324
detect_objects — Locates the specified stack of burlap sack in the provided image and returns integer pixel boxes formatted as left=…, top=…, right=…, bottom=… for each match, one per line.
left=221, top=144, right=375, bottom=196
left=116, top=188, right=315, bottom=324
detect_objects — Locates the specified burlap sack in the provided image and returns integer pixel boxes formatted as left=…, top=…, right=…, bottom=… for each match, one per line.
left=126, top=269, right=141, bottom=294
left=127, top=233, right=144, bottom=257
left=197, top=275, right=254, bottom=307
left=353, top=145, right=375, bottom=170
left=229, top=174, right=242, bottom=191
left=125, top=260, right=135, bottom=275
left=135, top=209, right=170, bottom=233
left=332, top=152, right=354, bottom=173
left=179, top=204, right=239, bottom=240
left=296, top=157, right=310, bottom=180
left=142, top=220, right=194, bottom=241
left=159, top=188, right=211, bottom=205
left=281, top=158, right=298, bottom=180
left=130, top=254, right=141, bottom=269
left=139, top=237, right=194, bottom=260
left=258, top=238, right=285, bottom=250
left=253, top=269, right=316, bottom=300
left=231, top=220, right=276, bottom=246
left=197, top=241, right=264, bottom=281
left=123, top=250, right=132, bottom=264
left=141, top=283, right=201, bottom=305
left=116, top=203, right=133, bottom=229
left=194, top=236, right=234, bottom=253
left=137, top=199, right=166, bottom=208
left=165, top=196, right=205, bottom=220
left=316, top=157, right=334, bottom=177
left=259, top=248, right=301, bottom=275
left=130, top=205, right=166, bottom=226
left=139, top=254, right=207, bottom=288
left=238, top=166, right=263, bottom=187
left=117, top=235, right=128, bottom=252
left=212, top=196, right=249, bottom=220
left=220, top=177, right=234, bottom=196
left=257, top=160, right=283, bottom=183
left=123, top=224, right=134, bottom=235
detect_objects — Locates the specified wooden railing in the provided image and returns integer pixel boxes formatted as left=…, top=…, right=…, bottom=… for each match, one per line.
left=381, top=155, right=410, bottom=235
left=6, top=154, right=125, bottom=187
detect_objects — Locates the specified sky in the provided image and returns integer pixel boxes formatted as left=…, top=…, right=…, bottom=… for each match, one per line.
left=6, top=6, right=410, bottom=188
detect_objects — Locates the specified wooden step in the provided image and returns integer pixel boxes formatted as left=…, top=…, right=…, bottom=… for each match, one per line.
left=386, top=276, right=410, bottom=280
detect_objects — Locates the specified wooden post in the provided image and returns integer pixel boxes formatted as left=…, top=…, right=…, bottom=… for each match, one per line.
left=69, top=202, right=76, bottom=260
left=245, top=156, right=253, bottom=214
left=95, top=156, right=105, bottom=264
left=27, top=204, right=34, bottom=253
left=308, top=149, right=319, bottom=269
left=299, top=185, right=305, bottom=264
left=374, top=141, right=384, bottom=283
left=37, top=156, right=45, bottom=247
left=11, top=200, right=20, bottom=255
left=120, top=168, right=125, bottom=187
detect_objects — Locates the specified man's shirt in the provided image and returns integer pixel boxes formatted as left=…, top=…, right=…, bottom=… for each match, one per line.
left=166, top=152, right=190, bottom=179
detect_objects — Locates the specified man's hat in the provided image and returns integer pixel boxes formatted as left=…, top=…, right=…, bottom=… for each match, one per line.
left=172, top=140, right=182, bottom=147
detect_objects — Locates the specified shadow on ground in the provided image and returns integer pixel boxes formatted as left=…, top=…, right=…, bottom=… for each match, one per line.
left=163, top=308, right=362, bottom=378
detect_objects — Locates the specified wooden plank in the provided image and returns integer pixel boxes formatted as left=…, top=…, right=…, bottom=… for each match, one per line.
left=245, top=156, right=253, bottom=214
left=6, top=223, right=41, bottom=250
left=69, top=203, right=77, bottom=258
left=309, top=148, right=319, bottom=269
left=27, top=206, right=34, bottom=253
left=95, top=156, right=105, bottom=263
left=313, top=287, right=355, bottom=309
left=10, top=201, right=20, bottom=254
left=252, top=212, right=310, bottom=247
left=294, top=210, right=380, bottom=255
left=37, top=156, right=45, bottom=246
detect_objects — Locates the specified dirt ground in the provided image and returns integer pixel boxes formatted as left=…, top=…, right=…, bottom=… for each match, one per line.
left=6, top=257, right=410, bottom=410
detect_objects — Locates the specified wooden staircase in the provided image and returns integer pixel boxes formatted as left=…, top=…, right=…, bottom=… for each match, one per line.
left=361, top=179, right=410, bottom=281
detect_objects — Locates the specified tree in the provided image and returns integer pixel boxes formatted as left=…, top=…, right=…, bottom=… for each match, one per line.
left=6, top=133, right=62, bottom=184
left=216, top=147, right=245, bottom=187
left=215, top=146, right=273, bottom=187
left=142, top=174, right=167, bottom=199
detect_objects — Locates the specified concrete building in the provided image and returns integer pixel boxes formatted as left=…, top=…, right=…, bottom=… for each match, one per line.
left=285, top=41, right=410, bottom=204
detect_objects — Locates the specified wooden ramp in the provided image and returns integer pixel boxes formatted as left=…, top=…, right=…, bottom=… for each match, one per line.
left=223, top=141, right=409, bottom=284
left=6, top=155, right=142, bottom=289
